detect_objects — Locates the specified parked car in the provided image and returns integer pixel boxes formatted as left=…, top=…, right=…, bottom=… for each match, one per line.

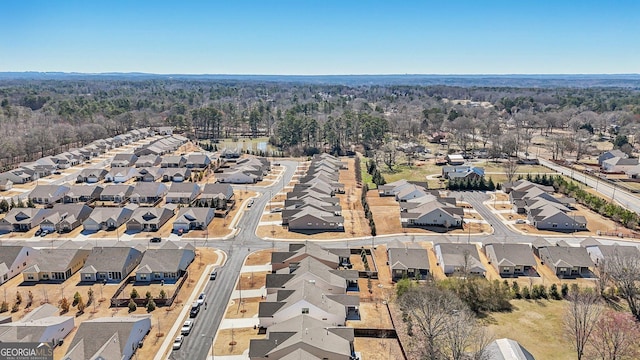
left=197, top=292, right=206, bottom=305
left=247, top=199, right=254, bottom=208
left=40, top=230, right=49, bottom=237
left=180, top=320, right=193, bottom=335
left=210, top=270, right=217, bottom=280
left=189, top=302, right=200, bottom=318
left=150, top=237, right=161, bottom=243
left=34, top=229, right=42, bottom=237
left=172, top=336, right=184, bottom=350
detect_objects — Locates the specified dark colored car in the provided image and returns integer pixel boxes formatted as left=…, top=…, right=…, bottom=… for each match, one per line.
left=150, top=237, right=161, bottom=243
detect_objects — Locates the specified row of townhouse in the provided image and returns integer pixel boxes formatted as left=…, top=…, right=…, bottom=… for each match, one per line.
left=0, top=300, right=152, bottom=360
left=379, top=179, right=464, bottom=229
left=0, top=240, right=194, bottom=285
left=215, top=156, right=270, bottom=183
left=0, top=183, right=234, bottom=233
left=0, top=128, right=155, bottom=190
left=110, top=152, right=213, bottom=169
left=505, top=179, right=587, bottom=231
left=283, top=153, right=346, bottom=231
left=250, top=243, right=358, bottom=360
left=133, top=134, right=188, bottom=157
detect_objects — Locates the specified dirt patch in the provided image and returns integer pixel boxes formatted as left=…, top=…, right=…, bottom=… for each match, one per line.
left=354, top=338, right=404, bottom=360
left=236, top=271, right=268, bottom=291
left=213, top=327, right=265, bottom=356
left=224, top=297, right=262, bottom=319
left=245, top=249, right=273, bottom=266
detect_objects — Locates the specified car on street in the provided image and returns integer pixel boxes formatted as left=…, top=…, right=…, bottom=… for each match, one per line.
left=150, top=237, right=161, bottom=243
left=247, top=199, right=254, bottom=207
left=180, top=320, right=193, bottom=335
left=172, top=336, right=184, bottom=350
left=197, top=292, right=206, bottom=305
left=189, top=302, right=200, bottom=318
left=210, top=270, right=217, bottom=280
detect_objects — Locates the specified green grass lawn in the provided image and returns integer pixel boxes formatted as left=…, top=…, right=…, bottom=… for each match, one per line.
left=360, top=157, right=376, bottom=189
left=486, top=299, right=574, bottom=360
left=382, top=164, right=441, bottom=183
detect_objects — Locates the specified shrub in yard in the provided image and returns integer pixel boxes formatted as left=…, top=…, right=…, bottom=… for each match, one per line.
left=561, top=283, right=569, bottom=298
left=550, top=284, right=561, bottom=300
left=512, top=281, right=521, bottom=299
left=522, top=286, right=531, bottom=300
left=77, top=298, right=86, bottom=314
left=73, top=292, right=81, bottom=306
left=145, top=291, right=152, bottom=300
left=147, top=299, right=156, bottom=312
left=128, top=300, right=137, bottom=313
left=15, top=291, right=22, bottom=305
left=11, top=303, right=19, bottom=313
left=0, top=301, right=8, bottom=313
left=130, top=288, right=139, bottom=299
left=159, top=290, right=167, bottom=299
left=59, top=298, right=70, bottom=314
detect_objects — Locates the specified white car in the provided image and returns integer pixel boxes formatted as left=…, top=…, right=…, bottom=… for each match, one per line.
left=181, top=320, right=193, bottom=335
left=196, top=292, right=206, bottom=305
left=172, top=336, right=184, bottom=350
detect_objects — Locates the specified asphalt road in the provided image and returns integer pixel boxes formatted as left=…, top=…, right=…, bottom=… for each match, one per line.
left=538, top=158, right=640, bottom=214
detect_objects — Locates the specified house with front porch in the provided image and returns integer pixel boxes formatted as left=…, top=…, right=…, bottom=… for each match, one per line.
left=126, top=207, right=175, bottom=232
left=79, top=245, right=144, bottom=283
left=134, top=242, right=195, bottom=283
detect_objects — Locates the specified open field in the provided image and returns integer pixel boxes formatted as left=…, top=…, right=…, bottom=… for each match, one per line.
left=486, top=299, right=574, bottom=360
left=244, top=249, right=273, bottom=266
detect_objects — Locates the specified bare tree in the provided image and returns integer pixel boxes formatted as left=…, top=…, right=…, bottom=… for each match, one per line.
left=380, top=144, right=398, bottom=172
left=606, top=249, right=640, bottom=320
left=502, top=158, right=520, bottom=184
left=564, top=290, right=602, bottom=360
left=398, top=285, right=489, bottom=360
left=587, top=310, right=640, bottom=360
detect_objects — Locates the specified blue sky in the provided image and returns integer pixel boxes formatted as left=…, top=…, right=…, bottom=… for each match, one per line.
left=0, top=0, right=638, bottom=74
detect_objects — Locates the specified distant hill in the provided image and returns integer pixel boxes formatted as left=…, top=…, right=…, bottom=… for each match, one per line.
left=1, top=72, right=639, bottom=88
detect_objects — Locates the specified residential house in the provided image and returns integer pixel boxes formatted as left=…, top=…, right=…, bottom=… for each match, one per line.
left=22, top=246, right=91, bottom=282
left=288, top=208, right=345, bottom=231
left=197, top=183, right=235, bottom=209
left=99, top=184, right=134, bottom=204
left=111, top=153, right=138, bottom=167
left=79, top=246, right=144, bottom=282
left=485, top=338, right=535, bottom=360
left=271, top=243, right=342, bottom=272
left=185, top=152, right=211, bottom=169
left=161, top=168, right=191, bottom=182
left=216, top=169, right=258, bottom=184
left=627, top=164, right=640, bottom=179
left=126, top=207, right=175, bottom=232
left=83, top=204, right=138, bottom=232
left=483, top=243, right=537, bottom=277
left=39, top=204, right=93, bottom=233
left=258, top=282, right=359, bottom=328
left=0, top=168, right=33, bottom=185
left=63, top=185, right=103, bottom=203
left=441, top=165, right=485, bottom=180
left=0, top=208, right=51, bottom=232
left=160, top=155, right=187, bottom=168
left=598, top=149, right=628, bottom=166
left=76, top=168, right=107, bottom=183
left=0, top=304, right=74, bottom=345
left=166, top=182, right=200, bottom=204
left=134, top=154, right=161, bottom=168
left=156, top=126, right=173, bottom=135
left=28, top=184, right=70, bottom=205
left=528, top=207, right=587, bottom=231
left=129, top=182, right=168, bottom=205
left=134, top=167, right=165, bottom=182
left=584, top=243, right=640, bottom=270
left=172, top=208, right=215, bottom=232
left=0, top=246, right=35, bottom=284
left=601, top=156, right=638, bottom=173
left=537, top=245, right=594, bottom=277
left=0, top=178, right=12, bottom=191
left=446, top=154, right=465, bottom=165
left=434, top=243, right=486, bottom=276
left=249, top=315, right=355, bottom=360
left=265, top=257, right=359, bottom=295
left=387, top=242, right=430, bottom=280
left=134, top=242, right=195, bottom=282
left=64, top=316, right=152, bottom=360
left=105, top=167, right=138, bottom=183
left=401, top=198, right=464, bottom=229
